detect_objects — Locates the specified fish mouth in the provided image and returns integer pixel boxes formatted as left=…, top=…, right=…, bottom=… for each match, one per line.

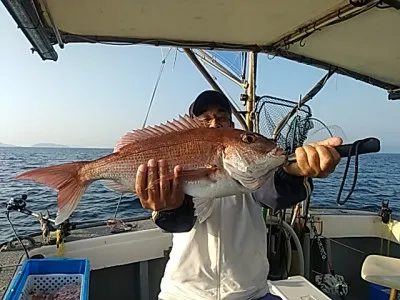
left=270, top=146, right=286, bottom=157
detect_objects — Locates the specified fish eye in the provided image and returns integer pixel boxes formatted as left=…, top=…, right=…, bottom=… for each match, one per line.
left=241, top=133, right=257, bottom=144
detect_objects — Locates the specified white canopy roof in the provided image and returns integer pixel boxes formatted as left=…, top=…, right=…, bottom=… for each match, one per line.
left=3, top=0, right=400, bottom=97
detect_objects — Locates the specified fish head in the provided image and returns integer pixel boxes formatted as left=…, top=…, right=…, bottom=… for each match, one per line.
left=221, top=129, right=287, bottom=190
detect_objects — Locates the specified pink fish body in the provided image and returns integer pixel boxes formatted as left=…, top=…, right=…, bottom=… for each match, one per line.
left=15, top=115, right=286, bottom=225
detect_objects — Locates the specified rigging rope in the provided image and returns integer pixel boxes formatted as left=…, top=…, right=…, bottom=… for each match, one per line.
left=106, top=48, right=173, bottom=232
left=201, top=61, right=242, bottom=112
left=336, top=140, right=361, bottom=205
left=142, top=48, right=172, bottom=128
left=5, top=211, right=30, bottom=259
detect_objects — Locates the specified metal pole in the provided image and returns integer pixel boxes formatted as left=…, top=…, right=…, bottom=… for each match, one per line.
left=245, top=52, right=257, bottom=132
left=272, top=69, right=335, bottom=140
left=195, top=49, right=245, bottom=88
left=184, top=48, right=248, bottom=130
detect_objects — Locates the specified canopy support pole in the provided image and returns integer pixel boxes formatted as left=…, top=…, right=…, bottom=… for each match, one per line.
left=244, top=52, right=258, bottom=132
left=273, top=68, right=336, bottom=140
left=184, top=48, right=248, bottom=130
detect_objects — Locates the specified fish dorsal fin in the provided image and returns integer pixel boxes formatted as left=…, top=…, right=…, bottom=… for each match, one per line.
left=113, top=114, right=205, bottom=152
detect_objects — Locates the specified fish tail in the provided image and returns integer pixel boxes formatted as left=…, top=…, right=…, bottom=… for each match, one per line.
left=15, top=161, right=91, bottom=225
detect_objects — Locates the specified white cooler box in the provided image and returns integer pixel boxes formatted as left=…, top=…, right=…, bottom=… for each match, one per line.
left=268, top=276, right=331, bottom=300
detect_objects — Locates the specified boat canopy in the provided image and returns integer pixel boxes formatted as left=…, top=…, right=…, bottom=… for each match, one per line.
left=2, top=0, right=400, bottom=98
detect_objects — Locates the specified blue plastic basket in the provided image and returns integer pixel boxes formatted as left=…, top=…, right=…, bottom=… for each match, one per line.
left=4, top=258, right=90, bottom=300
left=369, top=283, right=400, bottom=300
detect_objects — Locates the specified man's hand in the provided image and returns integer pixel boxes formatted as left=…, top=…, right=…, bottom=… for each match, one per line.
left=283, top=137, right=343, bottom=178
left=135, top=159, right=185, bottom=211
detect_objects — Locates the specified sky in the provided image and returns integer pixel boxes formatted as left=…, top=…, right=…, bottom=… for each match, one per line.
left=1, top=6, right=400, bottom=152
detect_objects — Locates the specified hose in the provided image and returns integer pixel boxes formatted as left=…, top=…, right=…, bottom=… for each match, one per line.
left=266, top=216, right=305, bottom=276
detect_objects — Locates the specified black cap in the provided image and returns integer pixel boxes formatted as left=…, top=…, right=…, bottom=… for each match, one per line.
left=188, top=90, right=232, bottom=117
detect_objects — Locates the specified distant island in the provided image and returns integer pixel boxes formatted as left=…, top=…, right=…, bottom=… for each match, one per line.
left=31, top=143, right=70, bottom=148
left=0, top=142, right=108, bottom=149
left=0, top=142, right=16, bottom=147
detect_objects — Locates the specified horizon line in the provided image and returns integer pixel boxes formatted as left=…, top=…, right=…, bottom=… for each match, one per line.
left=1, top=144, right=399, bottom=154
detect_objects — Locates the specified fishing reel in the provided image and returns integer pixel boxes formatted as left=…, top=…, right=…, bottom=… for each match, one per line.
left=5, top=194, right=28, bottom=212
left=379, top=200, right=392, bottom=224
left=3, top=192, right=76, bottom=245
left=315, top=273, right=349, bottom=298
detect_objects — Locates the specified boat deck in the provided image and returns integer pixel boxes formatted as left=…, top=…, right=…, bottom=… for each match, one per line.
left=0, top=217, right=157, bottom=299
left=1, top=208, right=399, bottom=300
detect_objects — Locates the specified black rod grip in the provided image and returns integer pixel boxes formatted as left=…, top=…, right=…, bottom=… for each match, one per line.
left=286, top=137, right=381, bottom=163
left=335, top=137, right=381, bottom=158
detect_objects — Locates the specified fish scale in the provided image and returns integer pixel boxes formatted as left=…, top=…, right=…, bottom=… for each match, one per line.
left=80, top=139, right=223, bottom=192
left=15, top=114, right=286, bottom=225
left=86, top=138, right=223, bottom=179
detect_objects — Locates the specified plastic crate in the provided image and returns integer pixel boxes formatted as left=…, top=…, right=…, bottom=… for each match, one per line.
left=4, top=258, right=90, bottom=300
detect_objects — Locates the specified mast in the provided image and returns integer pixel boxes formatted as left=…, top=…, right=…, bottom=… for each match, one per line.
left=184, top=48, right=248, bottom=130
left=184, top=48, right=257, bottom=132
left=245, top=52, right=258, bottom=132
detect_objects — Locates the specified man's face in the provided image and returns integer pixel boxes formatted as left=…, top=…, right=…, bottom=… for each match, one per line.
left=196, top=104, right=233, bottom=128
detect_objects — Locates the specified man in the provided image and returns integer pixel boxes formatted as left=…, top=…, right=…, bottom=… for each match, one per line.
left=135, top=90, right=342, bottom=300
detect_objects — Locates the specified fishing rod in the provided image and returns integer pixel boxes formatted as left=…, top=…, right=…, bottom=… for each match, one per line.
left=4, top=194, right=57, bottom=225
left=286, top=136, right=381, bottom=206
left=3, top=194, right=76, bottom=242
left=2, top=194, right=78, bottom=259
left=285, top=136, right=380, bottom=163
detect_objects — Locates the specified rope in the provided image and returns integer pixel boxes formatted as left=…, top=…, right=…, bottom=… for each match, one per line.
left=5, top=211, right=30, bottom=259
left=142, top=48, right=172, bottom=128
left=56, top=229, right=65, bottom=257
left=380, top=218, right=393, bottom=256
left=387, top=217, right=393, bottom=256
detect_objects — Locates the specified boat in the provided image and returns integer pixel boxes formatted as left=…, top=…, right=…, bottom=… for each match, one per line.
left=1, top=0, right=400, bottom=299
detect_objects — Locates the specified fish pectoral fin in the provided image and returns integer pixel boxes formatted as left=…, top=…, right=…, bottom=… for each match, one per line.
left=146, top=167, right=219, bottom=191
left=235, top=176, right=265, bottom=191
left=193, top=197, right=214, bottom=224
left=180, top=166, right=218, bottom=182
left=99, top=180, right=132, bottom=193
